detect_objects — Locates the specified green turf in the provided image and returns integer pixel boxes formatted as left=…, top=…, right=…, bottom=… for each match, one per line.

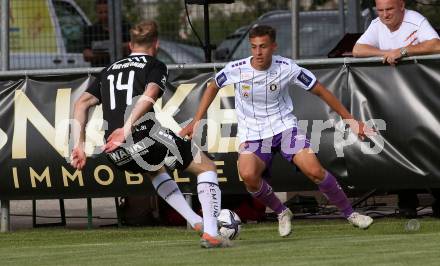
left=0, top=218, right=439, bottom=266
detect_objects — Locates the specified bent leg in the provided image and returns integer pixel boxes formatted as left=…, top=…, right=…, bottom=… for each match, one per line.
left=185, top=152, right=221, bottom=237
left=147, top=167, right=203, bottom=227
left=238, top=149, right=287, bottom=215
left=293, top=149, right=353, bottom=218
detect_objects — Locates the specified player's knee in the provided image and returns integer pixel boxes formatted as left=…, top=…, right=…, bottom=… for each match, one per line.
left=303, top=166, right=325, bottom=183
left=238, top=167, right=260, bottom=183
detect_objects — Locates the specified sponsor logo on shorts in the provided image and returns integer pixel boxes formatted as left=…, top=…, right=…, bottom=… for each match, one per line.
left=108, top=142, right=149, bottom=163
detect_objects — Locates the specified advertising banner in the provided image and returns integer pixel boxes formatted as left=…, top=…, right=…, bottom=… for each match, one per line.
left=1, top=60, right=440, bottom=199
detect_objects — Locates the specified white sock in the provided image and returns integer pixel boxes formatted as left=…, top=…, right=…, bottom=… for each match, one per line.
left=152, top=172, right=202, bottom=227
left=197, top=171, right=221, bottom=237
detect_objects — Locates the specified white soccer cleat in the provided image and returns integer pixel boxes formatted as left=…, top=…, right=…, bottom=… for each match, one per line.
left=278, top=208, right=293, bottom=237
left=347, top=212, right=373, bottom=229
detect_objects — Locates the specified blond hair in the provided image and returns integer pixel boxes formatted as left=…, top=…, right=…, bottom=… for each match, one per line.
left=130, top=20, right=158, bottom=48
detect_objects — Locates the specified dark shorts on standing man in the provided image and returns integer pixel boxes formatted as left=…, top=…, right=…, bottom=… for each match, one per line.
left=105, top=120, right=196, bottom=173
left=239, top=127, right=310, bottom=178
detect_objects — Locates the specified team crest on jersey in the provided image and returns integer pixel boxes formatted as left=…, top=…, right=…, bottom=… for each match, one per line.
left=242, top=91, right=250, bottom=98
left=269, top=83, right=277, bottom=91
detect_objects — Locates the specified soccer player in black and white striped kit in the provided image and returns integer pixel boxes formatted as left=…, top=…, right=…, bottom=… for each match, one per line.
left=71, top=20, right=229, bottom=248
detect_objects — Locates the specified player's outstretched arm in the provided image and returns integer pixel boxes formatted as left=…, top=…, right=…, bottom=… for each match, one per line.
left=310, top=82, right=374, bottom=140
left=71, top=92, right=99, bottom=170
left=103, top=83, right=161, bottom=153
left=179, top=81, right=220, bottom=139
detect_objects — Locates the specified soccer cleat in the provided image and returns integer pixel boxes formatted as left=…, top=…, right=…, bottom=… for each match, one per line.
left=200, top=233, right=232, bottom=248
left=193, top=222, right=203, bottom=235
left=278, top=208, right=293, bottom=237
left=347, top=212, right=373, bottom=229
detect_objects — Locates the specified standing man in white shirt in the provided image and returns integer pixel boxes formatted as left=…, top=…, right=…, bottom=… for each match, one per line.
left=353, top=0, right=440, bottom=218
left=180, top=25, right=374, bottom=238
left=352, top=0, right=440, bottom=65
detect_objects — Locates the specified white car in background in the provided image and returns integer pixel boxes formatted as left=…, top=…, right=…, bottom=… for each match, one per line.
left=1, top=0, right=91, bottom=70
left=0, top=0, right=205, bottom=70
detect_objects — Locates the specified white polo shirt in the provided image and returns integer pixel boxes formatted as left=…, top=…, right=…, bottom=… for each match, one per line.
left=214, top=55, right=317, bottom=143
left=356, top=9, right=439, bottom=49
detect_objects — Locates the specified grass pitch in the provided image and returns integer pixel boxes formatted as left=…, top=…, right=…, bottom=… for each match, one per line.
left=0, top=218, right=439, bottom=266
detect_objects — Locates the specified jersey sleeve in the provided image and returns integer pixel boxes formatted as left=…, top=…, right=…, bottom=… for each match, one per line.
left=85, top=73, right=102, bottom=103
left=146, top=60, right=168, bottom=95
left=214, top=63, right=238, bottom=88
left=356, top=21, right=380, bottom=47
left=417, top=19, right=440, bottom=42
left=288, top=61, right=317, bottom=91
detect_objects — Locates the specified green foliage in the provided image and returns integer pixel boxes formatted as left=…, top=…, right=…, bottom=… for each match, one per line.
left=186, top=7, right=254, bottom=46
left=74, top=0, right=140, bottom=24
left=240, top=0, right=290, bottom=17
left=75, top=0, right=96, bottom=22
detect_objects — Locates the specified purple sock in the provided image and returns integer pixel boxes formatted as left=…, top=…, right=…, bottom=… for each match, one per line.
left=250, top=179, right=287, bottom=215
left=318, top=171, right=353, bottom=218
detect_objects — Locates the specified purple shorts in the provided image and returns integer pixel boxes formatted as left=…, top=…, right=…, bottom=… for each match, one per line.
left=239, top=127, right=310, bottom=178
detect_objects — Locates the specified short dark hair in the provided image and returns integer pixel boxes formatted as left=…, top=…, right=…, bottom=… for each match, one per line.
left=249, top=25, right=276, bottom=42
left=130, top=20, right=159, bottom=48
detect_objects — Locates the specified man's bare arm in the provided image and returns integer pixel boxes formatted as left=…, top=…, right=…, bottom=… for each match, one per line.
left=352, top=43, right=388, bottom=57
left=406, top=39, right=440, bottom=56
left=179, top=81, right=220, bottom=138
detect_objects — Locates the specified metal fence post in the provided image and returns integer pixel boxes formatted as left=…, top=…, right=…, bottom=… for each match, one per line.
left=1, top=200, right=10, bottom=232
left=108, top=0, right=123, bottom=63
left=339, top=0, right=346, bottom=38
left=184, top=193, right=193, bottom=230
left=347, top=0, right=361, bottom=33
left=291, top=0, right=299, bottom=60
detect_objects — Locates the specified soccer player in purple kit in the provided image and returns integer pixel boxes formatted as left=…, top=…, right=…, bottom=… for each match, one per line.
left=180, top=25, right=374, bottom=237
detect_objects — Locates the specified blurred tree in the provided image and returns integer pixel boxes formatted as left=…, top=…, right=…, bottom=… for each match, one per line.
left=75, top=0, right=140, bottom=24
left=157, top=0, right=183, bottom=40
left=123, top=0, right=142, bottom=24
left=188, top=7, right=254, bottom=46
left=407, top=0, right=440, bottom=27
left=240, top=0, right=290, bottom=17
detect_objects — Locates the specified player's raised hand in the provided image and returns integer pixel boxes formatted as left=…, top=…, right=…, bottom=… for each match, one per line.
left=70, top=146, right=86, bottom=170
left=103, top=128, right=126, bottom=153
